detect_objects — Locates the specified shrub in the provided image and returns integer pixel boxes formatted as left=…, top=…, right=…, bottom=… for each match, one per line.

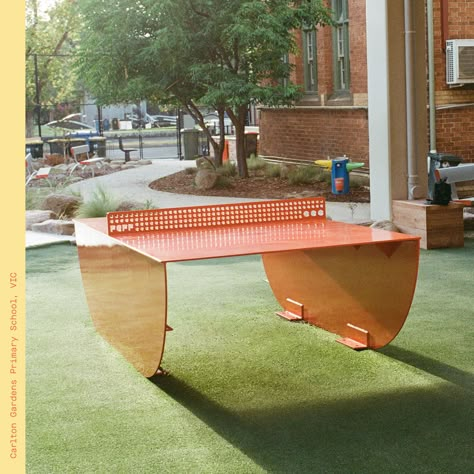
left=264, top=163, right=282, bottom=178
left=75, top=187, right=119, bottom=218
left=213, top=174, right=234, bottom=189
left=218, top=161, right=237, bottom=177
left=287, top=165, right=321, bottom=185
left=25, top=189, right=44, bottom=210
left=247, top=155, right=267, bottom=171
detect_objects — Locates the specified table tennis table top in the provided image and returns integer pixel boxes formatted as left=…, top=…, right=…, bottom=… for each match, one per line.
left=75, top=216, right=419, bottom=264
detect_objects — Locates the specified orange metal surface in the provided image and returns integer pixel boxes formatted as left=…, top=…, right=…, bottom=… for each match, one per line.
left=106, top=197, right=327, bottom=235
left=99, top=198, right=416, bottom=263
left=262, top=240, right=419, bottom=349
left=74, top=198, right=420, bottom=376
left=75, top=222, right=168, bottom=377
left=78, top=215, right=418, bottom=265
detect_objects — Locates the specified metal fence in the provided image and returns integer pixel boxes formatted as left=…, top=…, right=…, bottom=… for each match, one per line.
left=26, top=128, right=214, bottom=162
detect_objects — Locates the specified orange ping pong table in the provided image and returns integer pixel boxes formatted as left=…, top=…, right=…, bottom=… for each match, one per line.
left=74, top=197, right=420, bottom=378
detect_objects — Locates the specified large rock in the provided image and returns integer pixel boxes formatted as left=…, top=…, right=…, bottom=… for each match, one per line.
left=40, top=193, right=82, bottom=218
left=26, top=210, right=55, bottom=230
left=195, top=169, right=218, bottom=190
left=31, top=219, right=75, bottom=235
left=195, top=157, right=215, bottom=170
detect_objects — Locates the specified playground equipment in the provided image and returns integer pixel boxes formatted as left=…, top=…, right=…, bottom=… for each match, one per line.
left=315, top=158, right=365, bottom=195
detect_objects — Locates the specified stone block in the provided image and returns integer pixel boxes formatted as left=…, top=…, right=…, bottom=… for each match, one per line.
left=31, top=219, right=75, bottom=235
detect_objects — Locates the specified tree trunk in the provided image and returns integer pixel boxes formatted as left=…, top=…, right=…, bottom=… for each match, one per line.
left=233, top=105, right=248, bottom=178
left=25, top=109, right=35, bottom=138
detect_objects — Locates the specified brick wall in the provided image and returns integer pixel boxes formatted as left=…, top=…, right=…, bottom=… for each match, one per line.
left=259, top=107, right=369, bottom=165
left=435, top=106, right=474, bottom=162
left=259, top=0, right=473, bottom=167
left=432, top=0, right=474, bottom=162
left=348, top=0, right=367, bottom=96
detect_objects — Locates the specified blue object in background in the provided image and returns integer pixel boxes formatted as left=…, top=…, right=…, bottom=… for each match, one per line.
left=331, top=158, right=350, bottom=194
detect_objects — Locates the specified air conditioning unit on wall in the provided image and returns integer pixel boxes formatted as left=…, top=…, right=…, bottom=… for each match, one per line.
left=446, top=39, right=474, bottom=85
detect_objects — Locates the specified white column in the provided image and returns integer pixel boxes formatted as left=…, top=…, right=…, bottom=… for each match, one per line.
left=366, top=0, right=427, bottom=221
left=366, top=0, right=393, bottom=221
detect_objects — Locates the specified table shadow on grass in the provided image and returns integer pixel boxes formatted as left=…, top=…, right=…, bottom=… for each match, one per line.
left=379, top=345, right=473, bottom=392
left=153, top=375, right=473, bottom=473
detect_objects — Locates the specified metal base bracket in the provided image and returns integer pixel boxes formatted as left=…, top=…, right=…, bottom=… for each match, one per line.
left=336, top=323, right=369, bottom=350
left=276, top=298, right=304, bottom=322
left=155, top=367, right=169, bottom=377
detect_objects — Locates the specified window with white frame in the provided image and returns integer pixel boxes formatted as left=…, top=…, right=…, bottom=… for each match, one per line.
left=303, top=28, right=318, bottom=94
left=280, top=53, right=290, bottom=89
left=332, top=0, right=350, bottom=92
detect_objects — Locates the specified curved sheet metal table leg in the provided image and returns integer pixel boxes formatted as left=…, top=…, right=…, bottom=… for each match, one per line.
left=75, top=223, right=167, bottom=377
left=262, top=240, right=419, bottom=349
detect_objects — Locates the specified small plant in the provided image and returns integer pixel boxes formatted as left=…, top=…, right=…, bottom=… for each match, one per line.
left=213, top=174, right=234, bottom=189
left=75, top=186, right=119, bottom=218
left=247, top=155, right=267, bottom=171
left=287, top=165, right=321, bottom=185
left=218, top=161, right=237, bottom=177
left=143, top=199, right=157, bottom=210
left=264, top=163, right=282, bottom=178
left=348, top=202, right=359, bottom=221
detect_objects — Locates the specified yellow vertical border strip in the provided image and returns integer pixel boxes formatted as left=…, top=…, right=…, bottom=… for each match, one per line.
left=0, top=1, right=25, bottom=473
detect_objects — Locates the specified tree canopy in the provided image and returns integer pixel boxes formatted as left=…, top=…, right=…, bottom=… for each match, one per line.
left=26, top=0, right=83, bottom=135
left=77, top=0, right=333, bottom=175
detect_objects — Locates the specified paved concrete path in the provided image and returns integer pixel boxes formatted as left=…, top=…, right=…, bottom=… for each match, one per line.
left=26, top=159, right=371, bottom=249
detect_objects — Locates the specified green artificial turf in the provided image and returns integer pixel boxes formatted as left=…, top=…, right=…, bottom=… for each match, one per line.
left=26, top=241, right=474, bottom=473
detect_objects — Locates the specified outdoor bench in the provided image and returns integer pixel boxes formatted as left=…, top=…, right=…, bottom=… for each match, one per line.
left=70, top=144, right=105, bottom=177
left=74, top=197, right=420, bottom=378
left=25, top=153, right=51, bottom=186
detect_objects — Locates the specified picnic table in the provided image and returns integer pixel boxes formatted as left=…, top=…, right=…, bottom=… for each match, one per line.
left=74, top=197, right=420, bottom=377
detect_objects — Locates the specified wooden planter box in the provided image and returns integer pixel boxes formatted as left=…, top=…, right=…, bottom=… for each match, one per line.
left=392, top=200, right=465, bottom=249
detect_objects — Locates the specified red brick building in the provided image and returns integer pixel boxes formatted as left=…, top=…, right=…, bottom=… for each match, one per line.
left=259, top=0, right=474, bottom=166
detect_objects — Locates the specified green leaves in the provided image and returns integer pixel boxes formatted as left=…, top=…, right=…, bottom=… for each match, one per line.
left=77, top=0, right=331, bottom=109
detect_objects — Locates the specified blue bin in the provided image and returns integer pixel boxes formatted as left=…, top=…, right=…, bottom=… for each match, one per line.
left=331, top=158, right=350, bottom=194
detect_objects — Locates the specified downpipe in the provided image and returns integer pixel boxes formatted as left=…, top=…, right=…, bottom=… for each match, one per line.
left=404, top=0, right=423, bottom=199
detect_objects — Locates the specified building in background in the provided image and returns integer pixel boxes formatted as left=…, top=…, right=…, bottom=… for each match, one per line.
left=259, top=0, right=474, bottom=166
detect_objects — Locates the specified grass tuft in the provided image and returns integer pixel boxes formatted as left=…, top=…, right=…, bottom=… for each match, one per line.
left=75, top=186, right=118, bottom=218
left=247, top=155, right=267, bottom=171
left=264, top=163, right=282, bottom=178
left=287, top=165, right=322, bottom=185
left=217, top=161, right=237, bottom=177
left=213, top=174, right=234, bottom=189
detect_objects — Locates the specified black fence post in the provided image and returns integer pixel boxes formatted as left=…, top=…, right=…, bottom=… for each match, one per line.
left=177, top=109, right=183, bottom=160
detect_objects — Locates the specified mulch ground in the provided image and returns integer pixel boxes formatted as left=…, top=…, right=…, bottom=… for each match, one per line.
left=149, top=170, right=370, bottom=203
